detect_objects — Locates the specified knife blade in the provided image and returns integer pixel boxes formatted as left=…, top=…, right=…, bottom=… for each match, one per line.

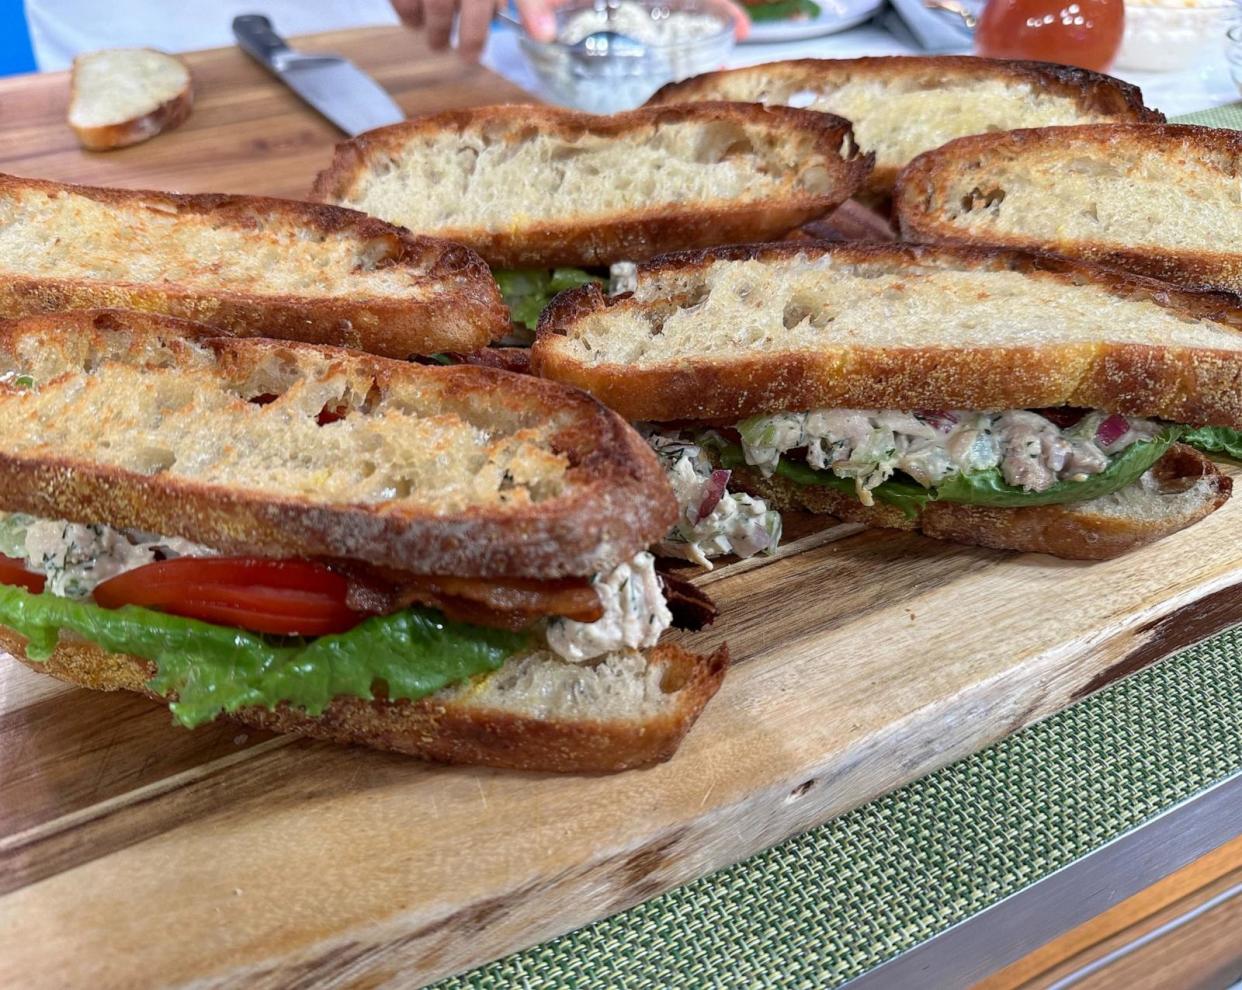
left=233, top=14, right=405, bottom=136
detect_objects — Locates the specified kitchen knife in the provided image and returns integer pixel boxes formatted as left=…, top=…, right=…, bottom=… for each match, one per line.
left=233, top=14, right=405, bottom=136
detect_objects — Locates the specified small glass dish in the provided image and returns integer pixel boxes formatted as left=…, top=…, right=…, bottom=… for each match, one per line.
left=513, top=0, right=736, bottom=114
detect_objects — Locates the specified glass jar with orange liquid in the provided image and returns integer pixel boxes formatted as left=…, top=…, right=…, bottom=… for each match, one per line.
left=974, top=0, right=1124, bottom=72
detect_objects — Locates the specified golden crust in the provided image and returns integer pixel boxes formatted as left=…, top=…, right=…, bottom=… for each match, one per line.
left=3, top=632, right=728, bottom=772
left=532, top=241, right=1242, bottom=425
left=0, top=172, right=509, bottom=357
left=727, top=445, right=1230, bottom=560
left=0, top=310, right=676, bottom=579
left=650, top=56, right=1162, bottom=199
left=895, top=123, right=1242, bottom=295
left=309, top=102, right=874, bottom=268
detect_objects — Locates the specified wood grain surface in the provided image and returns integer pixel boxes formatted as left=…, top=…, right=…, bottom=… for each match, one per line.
left=1, top=27, right=1241, bottom=990
left=0, top=26, right=530, bottom=198
left=976, top=835, right=1242, bottom=989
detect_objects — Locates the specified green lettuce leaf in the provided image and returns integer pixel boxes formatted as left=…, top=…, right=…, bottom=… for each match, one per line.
left=494, top=268, right=604, bottom=330
left=715, top=442, right=931, bottom=516
left=745, top=0, right=821, bottom=21
left=711, top=426, right=1179, bottom=514
left=0, top=586, right=528, bottom=729
left=1180, top=425, right=1242, bottom=462
left=931, top=428, right=1180, bottom=507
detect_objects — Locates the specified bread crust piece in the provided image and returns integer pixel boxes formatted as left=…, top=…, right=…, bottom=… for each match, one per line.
left=3, top=631, right=728, bottom=772
left=309, top=102, right=874, bottom=268
left=650, top=56, right=1162, bottom=199
left=726, top=445, right=1230, bottom=560
left=68, top=49, right=194, bottom=151
left=532, top=241, right=1242, bottom=424
left=0, top=173, right=509, bottom=358
left=0, top=310, right=675, bottom=579
left=895, top=124, right=1242, bottom=295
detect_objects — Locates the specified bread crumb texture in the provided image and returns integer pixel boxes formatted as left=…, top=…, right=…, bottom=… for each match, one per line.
left=666, top=70, right=1120, bottom=171
left=556, top=253, right=1242, bottom=367
left=0, top=327, right=571, bottom=514
left=332, top=114, right=841, bottom=232
left=0, top=181, right=446, bottom=300
left=916, top=129, right=1242, bottom=252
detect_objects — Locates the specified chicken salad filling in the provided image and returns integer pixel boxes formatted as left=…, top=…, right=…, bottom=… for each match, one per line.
left=645, top=432, right=782, bottom=568
left=737, top=409, right=1166, bottom=507
left=546, top=551, right=673, bottom=662
left=0, top=513, right=214, bottom=599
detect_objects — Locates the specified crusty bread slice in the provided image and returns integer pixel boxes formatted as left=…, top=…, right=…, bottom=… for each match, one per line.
left=532, top=242, right=1242, bottom=425
left=896, top=123, right=1242, bottom=295
left=0, top=173, right=508, bottom=357
left=649, top=57, right=1162, bottom=200
left=310, top=103, right=873, bottom=268
left=6, top=631, right=727, bottom=772
left=726, top=445, right=1229, bottom=560
left=0, top=310, right=675, bottom=579
left=69, top=48, right=193, bottom=151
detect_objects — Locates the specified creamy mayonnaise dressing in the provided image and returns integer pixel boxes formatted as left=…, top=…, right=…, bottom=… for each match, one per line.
left=545, top=552, right=672, bottom=663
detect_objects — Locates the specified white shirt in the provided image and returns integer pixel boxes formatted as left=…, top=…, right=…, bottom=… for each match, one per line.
left=24, top=0, right=401, bottom=71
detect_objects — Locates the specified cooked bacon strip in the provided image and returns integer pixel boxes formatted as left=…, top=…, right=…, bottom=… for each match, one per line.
left=335, top=564, right=603, bottom=630
left=395, top=574, right=604, bottom=627
left=658, top=571, right=718, bottom=631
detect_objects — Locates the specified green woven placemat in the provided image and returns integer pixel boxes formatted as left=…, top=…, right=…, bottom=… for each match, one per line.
left=435, top=103, right=1242, bottom=990
left=441, top=626, right=1242, bottom=989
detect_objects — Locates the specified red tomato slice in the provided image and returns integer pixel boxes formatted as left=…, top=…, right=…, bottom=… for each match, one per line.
left=94, top=558, right=371, bottom=636
left=0, top=554, right=45, bottom=594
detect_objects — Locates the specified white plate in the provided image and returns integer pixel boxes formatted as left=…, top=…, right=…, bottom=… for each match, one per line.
left=742, top=0, right=885, bottom=42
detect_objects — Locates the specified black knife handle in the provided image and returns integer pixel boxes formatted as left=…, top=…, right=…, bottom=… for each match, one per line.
left=233, top=14, right=292, bottom=69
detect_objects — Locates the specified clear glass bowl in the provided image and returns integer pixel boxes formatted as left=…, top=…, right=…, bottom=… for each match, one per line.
left=1117, top=0, right=1236, bottom=72
left=515, top=0, right=736, bottom=114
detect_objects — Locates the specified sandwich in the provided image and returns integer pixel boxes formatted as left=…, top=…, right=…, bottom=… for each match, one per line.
left=648, top=56, right=1163, bottom=202
left=0, top=173, right=508, bottom=357
left=531, top=242, right=1239, bottom=560
left=309, top=102, right=873, bottom=338
left=896, top=123, right=1242, bottom=297
left=0, top=309, right=725, bottom=772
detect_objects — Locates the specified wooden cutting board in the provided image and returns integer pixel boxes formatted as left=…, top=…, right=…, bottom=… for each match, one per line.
left=3, top=28, right=1242, bottom=989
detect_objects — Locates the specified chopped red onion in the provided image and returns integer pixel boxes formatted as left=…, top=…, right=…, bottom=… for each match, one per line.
left=918, top=410, right=958, bottom=433
left=696, top=469, right=731, bottom=522
left=1095, top=414, right=1130, bottom=448
left=1037, top=407, right=1088, bottom=428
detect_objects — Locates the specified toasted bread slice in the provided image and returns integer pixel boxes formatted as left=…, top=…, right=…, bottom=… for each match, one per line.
left=725, top=445, right=1229, bottom=560
left=6, top=631, right=727, bottom=772
left=310, top=103, right=873, bottom=268
left=69, top=48, right=193, bottom=151
left=531, top=242, right=1242, bottom=425
left=0, top=173, right=508, bottom=357
left=896, top=123, right=1242, bottom=295
left=649, top=57, right=1162, bottom=201
left=0, top=310, right=674, bottom=579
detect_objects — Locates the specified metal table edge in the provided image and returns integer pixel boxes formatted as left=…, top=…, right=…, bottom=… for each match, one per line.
left=843, top=770, right=1242, bottom=989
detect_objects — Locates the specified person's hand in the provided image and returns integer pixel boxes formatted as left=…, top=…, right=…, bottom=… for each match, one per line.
left=391, top=0, right=506, bottom=61
left=393, top=0, right=750, bottom=61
